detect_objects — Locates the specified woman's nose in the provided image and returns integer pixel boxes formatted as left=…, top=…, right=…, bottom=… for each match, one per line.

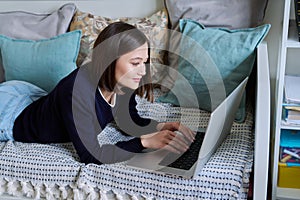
left=138, top=63, right=146, bottom=76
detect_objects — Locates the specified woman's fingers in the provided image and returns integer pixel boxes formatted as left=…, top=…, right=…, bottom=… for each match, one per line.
left=157, top=122, right=196, bottom=143
left=178, top=126, right=196, bottom=143
left=173, top=132, right=190, bottom=146
left=168, top=139, right=188, bottom=153
left=163, top=144, right=181, bottom=154
left=163, top=131, right=189, bottom=153
left=142, top=129, right=196, bottom=153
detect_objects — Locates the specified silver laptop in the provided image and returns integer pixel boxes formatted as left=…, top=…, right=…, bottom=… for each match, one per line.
left=126, top=77, right=248, bottom=179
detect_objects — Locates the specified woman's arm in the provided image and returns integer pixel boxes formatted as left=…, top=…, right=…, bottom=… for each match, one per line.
left=114, top=92, right=196, bottom=154
left=67, top=69, right=150, bottom=164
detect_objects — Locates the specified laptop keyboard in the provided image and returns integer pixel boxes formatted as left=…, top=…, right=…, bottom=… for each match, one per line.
left=159, top=132, right=205, bottom=170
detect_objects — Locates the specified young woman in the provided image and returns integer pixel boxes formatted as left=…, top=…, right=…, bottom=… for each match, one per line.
left=0, top=22, right=195, bottom=165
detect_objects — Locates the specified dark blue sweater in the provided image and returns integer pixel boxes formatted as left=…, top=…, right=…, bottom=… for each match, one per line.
left=13, top=66, right=158, bottom=165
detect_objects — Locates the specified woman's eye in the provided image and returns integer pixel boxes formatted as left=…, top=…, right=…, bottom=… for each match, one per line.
left=132, top=62, right=140, bottom=66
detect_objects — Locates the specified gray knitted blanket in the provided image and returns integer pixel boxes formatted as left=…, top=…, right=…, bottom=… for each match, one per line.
left=0, top=92, right=254, bottom=200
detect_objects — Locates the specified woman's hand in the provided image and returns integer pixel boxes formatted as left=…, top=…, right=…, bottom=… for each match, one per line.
left=140, top=130, right=190, bottom=154
left=156, top=122, right=196, bottom=143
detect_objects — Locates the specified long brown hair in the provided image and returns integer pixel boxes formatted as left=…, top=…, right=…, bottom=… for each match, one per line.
left=92, top=22, right=154, bottom=102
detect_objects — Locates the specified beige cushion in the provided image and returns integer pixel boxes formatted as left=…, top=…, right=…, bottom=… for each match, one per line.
left=69, top=9, right=169, bottom=85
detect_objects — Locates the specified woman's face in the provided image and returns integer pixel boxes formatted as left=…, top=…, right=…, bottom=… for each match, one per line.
left=115, top=43, right=148, bottom=90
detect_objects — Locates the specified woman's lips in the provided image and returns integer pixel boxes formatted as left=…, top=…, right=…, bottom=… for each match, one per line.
left=133, top=78, right=141, bottom=82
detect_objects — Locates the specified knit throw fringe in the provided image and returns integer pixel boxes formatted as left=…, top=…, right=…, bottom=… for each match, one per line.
left=0, top=178, right=150, bottom=200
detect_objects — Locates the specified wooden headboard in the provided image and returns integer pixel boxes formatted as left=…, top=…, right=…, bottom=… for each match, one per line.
left=0, top=0, right=164, bottom=17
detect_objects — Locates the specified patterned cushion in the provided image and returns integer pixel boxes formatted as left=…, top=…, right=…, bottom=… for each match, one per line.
left=69, top=9, right=169, bottom=84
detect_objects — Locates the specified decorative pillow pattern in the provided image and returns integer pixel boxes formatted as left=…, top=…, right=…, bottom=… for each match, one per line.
left=0, top=30, right=81, bottom=92
left=164, top=0, right=269, bottom=29
left=69, top=9, right=169, bottom=84
left=157, top=19, right=271, bottom=122
left=0, top=3, right=77, bottom=83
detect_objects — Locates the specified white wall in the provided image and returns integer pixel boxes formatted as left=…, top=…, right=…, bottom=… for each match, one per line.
left=0, top=0, right=164, bottom=17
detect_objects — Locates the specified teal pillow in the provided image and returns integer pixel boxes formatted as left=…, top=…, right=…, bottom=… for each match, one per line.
left=157, top=19, right=270, bottom=122
left=0, top=30, right=81, bottom=92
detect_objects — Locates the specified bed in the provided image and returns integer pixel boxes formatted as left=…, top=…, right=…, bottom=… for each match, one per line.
left=0, top=0, right=270, bottom=199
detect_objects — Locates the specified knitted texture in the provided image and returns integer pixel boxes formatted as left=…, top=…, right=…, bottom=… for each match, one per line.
left=0, top=90, right=254, bottom=199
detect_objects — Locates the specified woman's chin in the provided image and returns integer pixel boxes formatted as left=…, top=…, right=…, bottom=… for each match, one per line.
left=129, top=86, right=139, bottom=90
left=126, top=84, right=140, bottom=90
